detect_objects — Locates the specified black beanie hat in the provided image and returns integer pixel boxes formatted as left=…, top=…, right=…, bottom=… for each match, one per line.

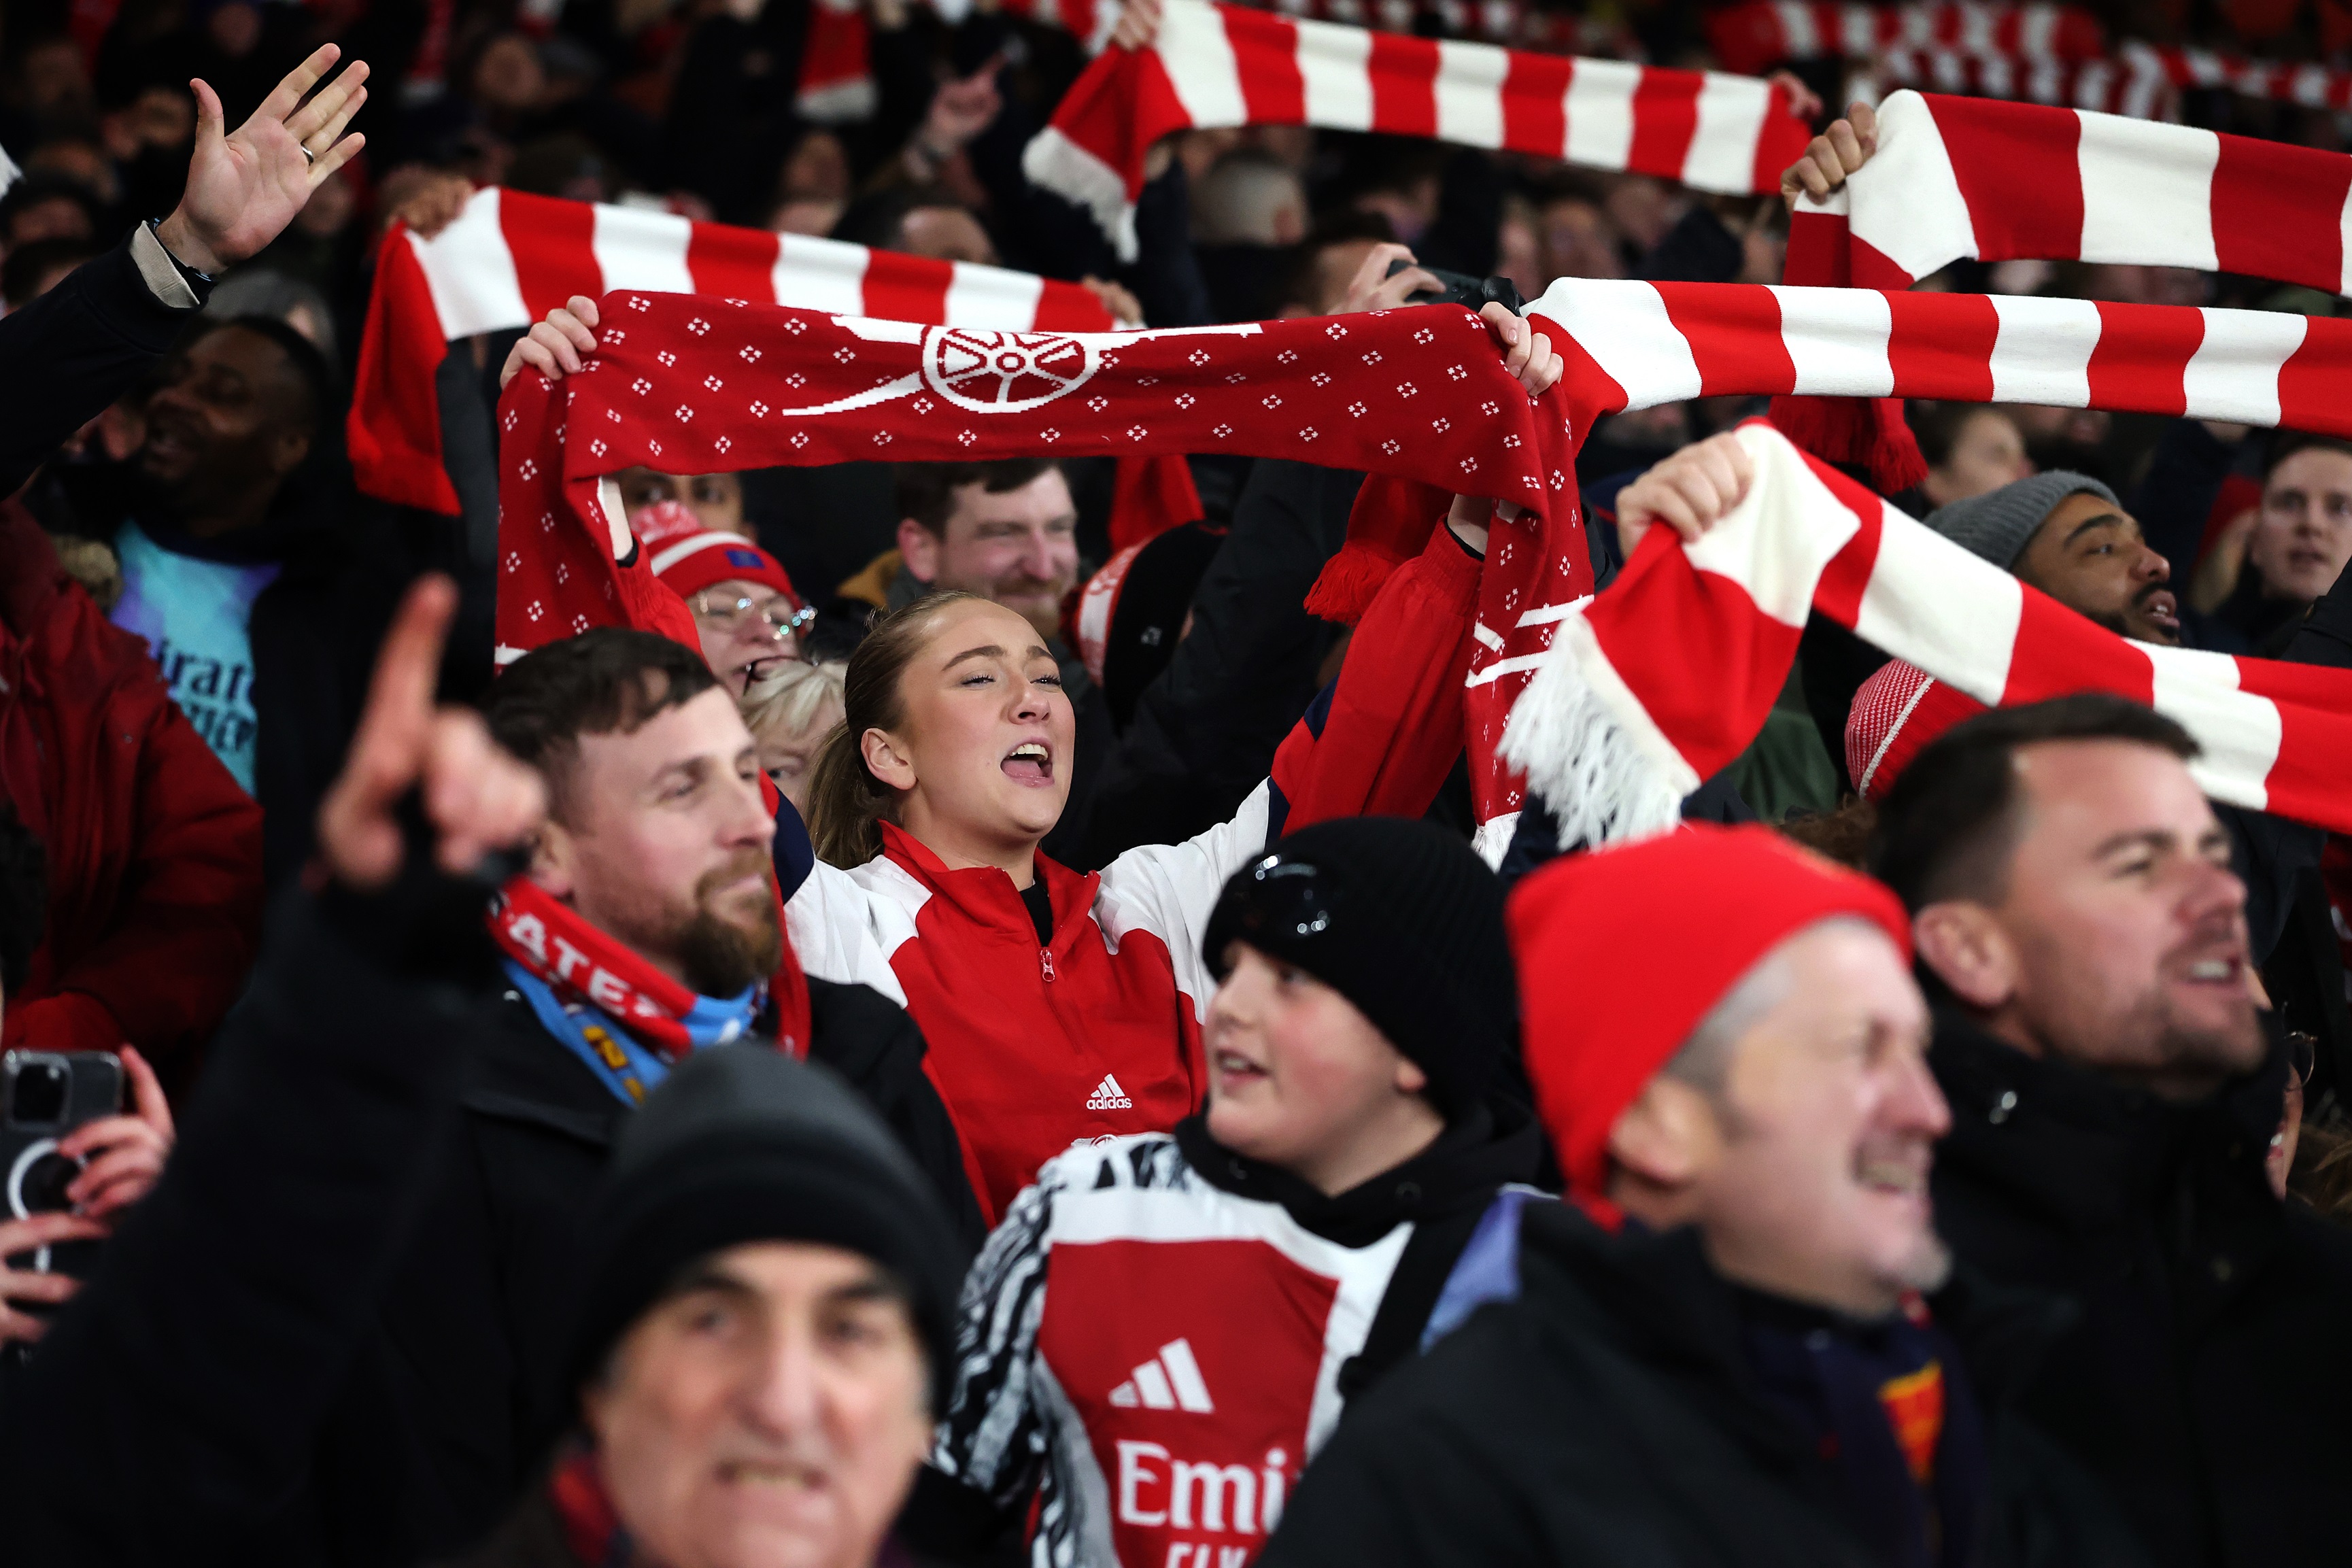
left=1201, top=816, right=1515, bottom=1119
left=1100, top=522, right=1225, bottom=732
left=562, top=1044, right=966, bottom=1413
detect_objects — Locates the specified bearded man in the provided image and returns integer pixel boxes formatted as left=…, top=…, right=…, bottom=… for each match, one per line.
left=265, top=627, right=979, bottom=1568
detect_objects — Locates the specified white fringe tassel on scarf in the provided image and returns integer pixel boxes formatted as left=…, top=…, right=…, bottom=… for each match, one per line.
left=1499, top=609, right=1694, bottom=849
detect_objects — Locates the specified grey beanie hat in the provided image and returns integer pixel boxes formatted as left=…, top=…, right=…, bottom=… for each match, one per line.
left=1920, top=471, right=2120, bottom=570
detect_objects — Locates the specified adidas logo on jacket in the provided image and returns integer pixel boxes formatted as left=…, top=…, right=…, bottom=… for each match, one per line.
left=786, top=800, right=1274, bottom=1225
left=911, top=1108, right=1543, bottom=1568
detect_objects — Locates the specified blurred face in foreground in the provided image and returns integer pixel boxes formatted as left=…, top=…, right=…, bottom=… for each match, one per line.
left=1608, top=919, right=1952, bottom=1318
left=585, top=1241, right=932, bottom=1568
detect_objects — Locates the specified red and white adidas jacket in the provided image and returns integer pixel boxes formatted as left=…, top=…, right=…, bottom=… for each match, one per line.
left=785, top=795, right=1269, bottom=1223
left=785, top=521, right=1486, bottom=1223
left=926, top=1130, right=1537, bottom=1568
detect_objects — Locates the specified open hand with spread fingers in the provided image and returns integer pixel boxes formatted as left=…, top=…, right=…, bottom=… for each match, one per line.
left=156, top=44, right=371, bottom=276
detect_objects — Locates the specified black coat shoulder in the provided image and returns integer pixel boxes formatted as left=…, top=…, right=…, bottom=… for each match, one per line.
left=0, top=233, right=197, bottom=498
left=1262, top=1208, right=1873, bottom=1568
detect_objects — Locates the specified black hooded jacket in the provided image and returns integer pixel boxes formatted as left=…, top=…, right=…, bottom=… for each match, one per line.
left=1259, top=1201, right=2151, bottom=1568
left=1927, top=1008, right=2352, bottom=1568
left=273, top=966, right=983, bottom=1568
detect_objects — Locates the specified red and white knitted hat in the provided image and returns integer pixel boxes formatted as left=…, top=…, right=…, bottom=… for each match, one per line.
left=1844, top=659, right=1992, bottom=802
left=647, top=528, right=802, bottom=611
left=1507, top=823, right=1911, bottom=1218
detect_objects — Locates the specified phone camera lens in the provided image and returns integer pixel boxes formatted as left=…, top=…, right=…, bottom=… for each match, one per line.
left=9, top=1062, right=67, bottom=1125
left=18, top=1153, right=77, bottom=1214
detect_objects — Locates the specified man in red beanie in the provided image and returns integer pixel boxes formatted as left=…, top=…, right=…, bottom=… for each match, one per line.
left=1260, top=823, right=2145, bottom=1568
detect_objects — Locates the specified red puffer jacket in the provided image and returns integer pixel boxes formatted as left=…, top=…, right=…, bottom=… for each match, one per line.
left=0, top=508, right=264, bottom=1082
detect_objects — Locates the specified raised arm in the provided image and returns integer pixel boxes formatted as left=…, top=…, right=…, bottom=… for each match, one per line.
left=0, top=46, right=367, bottom=498
left=0, top=577, right=537, bottom=1561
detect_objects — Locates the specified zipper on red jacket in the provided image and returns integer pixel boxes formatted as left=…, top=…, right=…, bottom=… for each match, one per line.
left=1040, top=946, right=1056, bottom=983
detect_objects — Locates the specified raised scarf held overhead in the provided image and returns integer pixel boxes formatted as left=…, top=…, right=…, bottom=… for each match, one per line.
left=1708, top=0, right=2352, bottom=117
left=493, top=293, right=1583, bottom=668
left=1423, top=273, right=2352, bottom=840
left=1705, top=3, right=2107, bottom=75
left=1497, top=419, right=2352, bottom=846
left=494, top=296, right=1586, bottom=849
left=1023, top=0, right=1810, bottom=258
left=1774, top=88, right=2352, bottom=488
left=350, top=187, right=1121, bottom=515
left=498, top=278, right=2352, bottom=851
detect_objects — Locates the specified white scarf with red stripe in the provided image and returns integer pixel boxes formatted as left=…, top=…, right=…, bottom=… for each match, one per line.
left=350, top=187, right=1119, bottom=514
left=1497, top=419, right=2352, bottom=844
left=1022, top=0, right=1809, bottom=259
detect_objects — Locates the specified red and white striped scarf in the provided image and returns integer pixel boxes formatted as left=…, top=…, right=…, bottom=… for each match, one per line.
left=1705, top=1, right=2105, bottom=76
left=1440, top=275, right=2352, bottom=847
left=1785, top=89, right=2352, bottom=296
left=350, top=187, right=1119, bottom=515
left=1864, top=41, right=2177, bottom=119
left=492, top=277, right=2352, bottom=848
left=1771, top=86, right=2352, bottom=488
left=1022, top=0, right=1809, bottom=259
left=1495, top=419, right=2352, bottom=845
left=1707, top=1, right=2352, bottom=116
left=1244, top=0, right=1605, bottom=52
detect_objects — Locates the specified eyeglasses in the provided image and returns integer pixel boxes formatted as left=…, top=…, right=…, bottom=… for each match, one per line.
left=692, top=590, right=816, bottom=640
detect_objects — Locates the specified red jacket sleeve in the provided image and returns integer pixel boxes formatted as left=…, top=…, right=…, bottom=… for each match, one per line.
left=3, top=689, right=264, bottom=1072
left=1269, top=515, right=1482, bottom=834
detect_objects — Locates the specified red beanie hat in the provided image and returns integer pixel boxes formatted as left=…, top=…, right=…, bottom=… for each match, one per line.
left=1844, top=659, right=1990, bottom=801
left=1506, top=823, right=1913, bottom=1216
left=649, top=530, right=802, bottom=611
